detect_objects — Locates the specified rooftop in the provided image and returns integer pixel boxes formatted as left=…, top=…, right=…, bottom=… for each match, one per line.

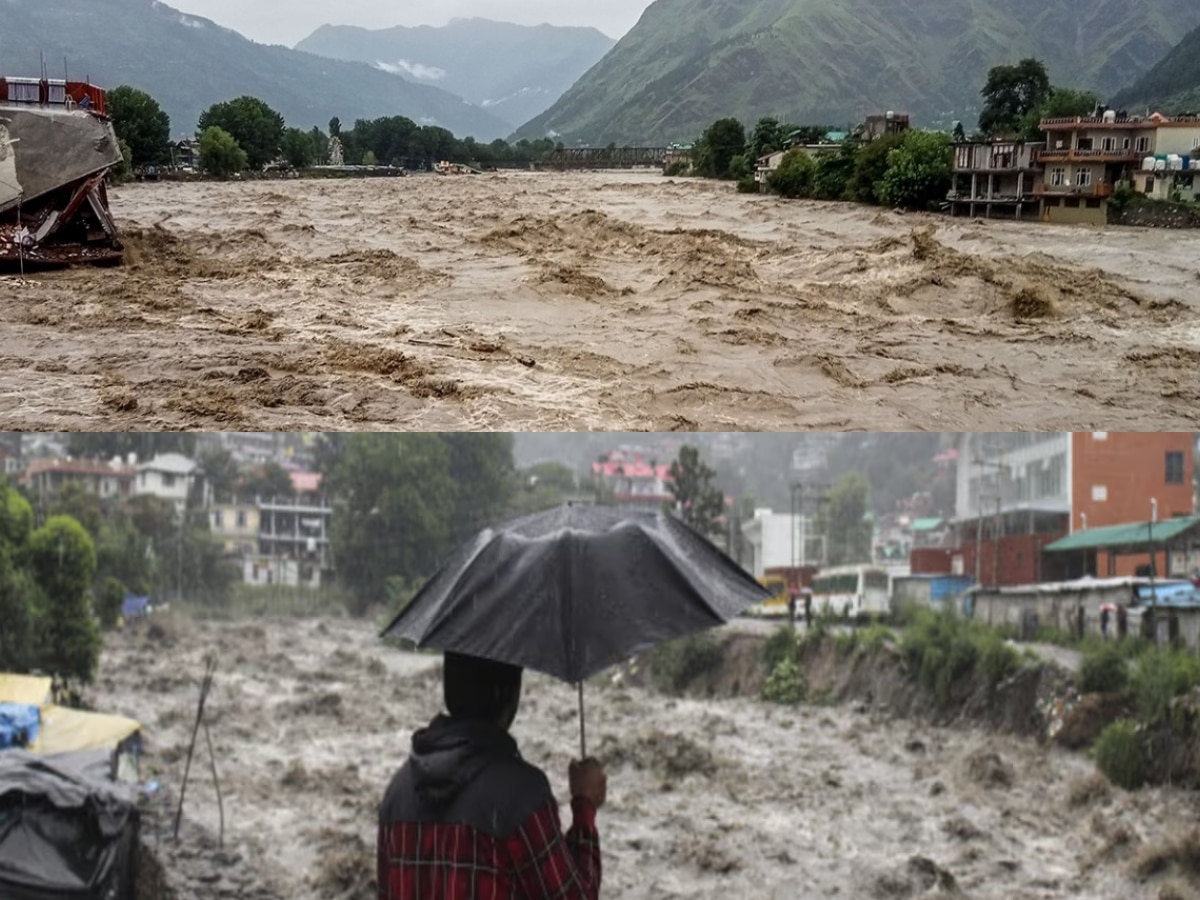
left=137, top=453, right=197, bottom=476
left=1045, top=515, right=1200, bottom=554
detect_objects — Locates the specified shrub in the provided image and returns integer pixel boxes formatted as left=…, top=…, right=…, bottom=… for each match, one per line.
left=1130, top=648, right=1200, bottom=725
left=762, top=625, right=797, bottom=671
left=978, top=631, right=1020, bottom=687
left=1079, top=644, right=1129, bottom=695
left=651, top=633, right=723, bottom=694
left=762, top=656, right=805, bottom=705
left=900, top=609, right=1017, bottom=704
left=877, top=131, right=953, bottom=210
left=736, top=175, right=760, bottom=193
left=198, top=126, right=247, bottom=178
left=96, top=576, right=126, bottom=629
left=811, top=146, right=860, bottom=200
left=1094, top=720, right=1147, bottom=790
left=767, top=149, right=817, bottom=198
left=663, top=161, right=689, bottom=177
left=728, top=153, right=752, bottom=180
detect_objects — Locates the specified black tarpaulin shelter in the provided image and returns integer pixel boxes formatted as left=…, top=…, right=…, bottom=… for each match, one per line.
left=0, top=749, right=138, bottom=899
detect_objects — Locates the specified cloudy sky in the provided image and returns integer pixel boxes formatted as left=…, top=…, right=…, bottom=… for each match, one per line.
left=174, top=0, right=653, bottom=46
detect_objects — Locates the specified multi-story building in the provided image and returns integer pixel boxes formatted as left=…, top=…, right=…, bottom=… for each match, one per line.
left=948, top=140, right=1044, bottom=220
left=950, top=433, right=1194, bottom=584
left=209, top=504, right=260, bottom=556
left=591, top=449, right=674, bottom=508
left=135, top=453, right=203, bottom=515
left=23, top=458, right=135, bottom=503
left=1036, top=112, right=1200, bottom=225
left=254, top=471, right=332, bottom=588
left=741, top=508, right=826, bottom=578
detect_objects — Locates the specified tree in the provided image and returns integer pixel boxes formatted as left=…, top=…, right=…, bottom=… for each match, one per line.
left=96, top=576, right=126, bottom=630
left=815, top=473, right=872, bottom=567
left=199, top=126, right=248, bottom=178
left=281, top=127, right=316, bottom=169
left=767, top=149, right=818, bottom=199
left=510, top=463, right=579, bottom=517
left=694, top=118, right=747, bottom=179
left=728, top=153, right=753, bottom=180
left=751, top=117, right=785, bottom=159
left=241, top=462, right=294, bottom=502
left=0, top=552, right=38, bottom=673
left=47, top=483, right=104, bottom=537
left=29, top=516, right=101, bottom=685
left=362, top=150, right=379, bottom=167
left=197, top=448, right=239, bottom=505
left=847, top=132, right=907, bottom=205
left=811, top=144, right=860, bottom=201
left=330, top=434, right=459, bottom=612
left=978, top=59, right=1052, bottom=137
left=877, top=131, right=953, bottom=210
left=66, top=433, right=196, bottom=460
left=0, top=481, right=34, bottom=556
left=952, top=121, right=966, bottom=143
left=329, top=117, right=342, bottom=137
left=442, top=434, right=515, bottom=543
left=198, top=96, right=285, bottom=170
left=1021, top=88, right=1099, bottom=140
left=667, top=446, right=724, bottom=536
left=107, top=85, right=171, bottom=166
left=112, top=139, right=134, bottom=184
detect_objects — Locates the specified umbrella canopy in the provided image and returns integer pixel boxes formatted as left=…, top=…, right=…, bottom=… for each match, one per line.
left=381, top=504, right=770, bottom=685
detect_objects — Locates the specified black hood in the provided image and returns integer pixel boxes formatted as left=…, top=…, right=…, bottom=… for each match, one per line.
left=409, top=715, right=519, bottom=808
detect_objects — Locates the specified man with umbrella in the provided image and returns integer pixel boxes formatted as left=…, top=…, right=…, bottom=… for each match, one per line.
left=377, top=504, right=769, bottom=899
left=378, top=652, right=606, bottom=898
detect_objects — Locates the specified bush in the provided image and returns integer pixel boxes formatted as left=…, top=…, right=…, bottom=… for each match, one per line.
left=811, top=145, right=860, bottom=200
left=847, top=132, right=906, bottom=204
left=762, top=625, right=797, bottom=671
left=900, top=609, right=1018, bottom=705
left=767, top=149, right=817, bottom=199
left=663, top=161, right=689, bottom=177
left=651, top=633, right=724, bottom=694
left=1131, top=648, right=1200, bottom=725
left=736, top=175, right=760, bottom=193
left=728, top=153, right=752, bottom=180
left=877, top=131, right=953, bottom=210
left=199, top=126, right=248, bottom=178
left=1079, top=644, right=1130, bottom=695
left=96, top=576, right=126, bottom=629
left=762, top=656, right=805, bottom=705
left=1094, top=720, right=1147, bottom=790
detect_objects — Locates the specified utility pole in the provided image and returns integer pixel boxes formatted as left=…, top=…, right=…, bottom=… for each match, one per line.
left=1149, top=497, right=1158, bottom=644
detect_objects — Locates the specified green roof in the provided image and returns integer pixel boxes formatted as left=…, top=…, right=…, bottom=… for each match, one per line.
left=911, top=518, right=945, bottom=532
left=1044, top=515, right=1200, bottom=553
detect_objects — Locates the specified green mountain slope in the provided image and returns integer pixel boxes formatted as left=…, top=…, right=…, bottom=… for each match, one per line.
left=2, top=0, right=510, bottom=140
left=515, top=0, right=1200, bottom=144
left=1112, top=25, right=1200, bottom=114
left=295, top=18, right=615, bottom=130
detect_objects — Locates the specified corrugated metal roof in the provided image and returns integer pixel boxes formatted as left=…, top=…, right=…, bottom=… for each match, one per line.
left=911, top=518, right=945, bottom=532
left=1044, top=515, right=1200, bottom=553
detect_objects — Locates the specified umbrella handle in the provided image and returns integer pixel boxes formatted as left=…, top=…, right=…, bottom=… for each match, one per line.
left=578, top=682, right=586, bottom=759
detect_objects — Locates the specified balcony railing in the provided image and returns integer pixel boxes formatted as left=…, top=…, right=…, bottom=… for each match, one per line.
left=1036, top=148, right=1145, bottom=163
left=1034, top=182, right=1115, bottom=198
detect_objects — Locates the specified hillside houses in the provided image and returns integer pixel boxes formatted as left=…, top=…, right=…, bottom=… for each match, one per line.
left=951, top=111, right=1200, bottom=225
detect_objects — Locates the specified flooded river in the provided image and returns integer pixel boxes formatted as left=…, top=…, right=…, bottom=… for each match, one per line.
left=94, top=616, right=1199, bottom=899
left=1, top=172, right=1199, bottom=430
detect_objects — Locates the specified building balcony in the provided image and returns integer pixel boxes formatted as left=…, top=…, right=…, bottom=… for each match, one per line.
left=1034, top=182, right=1115, bottom=199
left=1036, top=148, right=1144, bottom=164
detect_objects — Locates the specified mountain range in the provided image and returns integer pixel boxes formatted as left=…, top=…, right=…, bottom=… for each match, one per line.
left=1112, top=24, right=1200, bottom=115
left=295, top=18, right=615, bottom=131
left=515, top=0, right=1200, bottom=145
left=2, top=0, right=511, bottom=139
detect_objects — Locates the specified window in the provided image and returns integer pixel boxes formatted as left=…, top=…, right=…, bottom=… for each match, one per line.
left=1123, top=138, right=1131, bottom=150
left=1177, top=175, right=1195, bottom=191
left=1086, top=198, right=1102, bottom=209
left=1076, top=168, right=1093, bottom=188
left=1065, top=198, right=1080, bottom=208
left=162, top=473, right=176, bottom=488
left=1167, top=451, right=1185, bottom=485
left=1093, top=485, right=1108, bottom=502
left=1101, top=137, right=1116, bottom=152
left=1077, top=137, right=1094, bottom=151
left=1049, top=167, right=1066, bottom=187
left=1193, top=137, right=1200, bottom=150
left=213, top=511, right=224, bottom=527
left=237, top=511, right=247, bottom=528
left=1136, top=137, right=1150, bottom=153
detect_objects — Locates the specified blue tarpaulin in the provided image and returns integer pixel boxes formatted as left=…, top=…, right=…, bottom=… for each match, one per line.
left=0, top=704, right=40, bottom=749
left=121, top=596, right=150, bottom=618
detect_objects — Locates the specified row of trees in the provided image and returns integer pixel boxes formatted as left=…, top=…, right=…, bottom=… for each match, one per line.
left=106, top=86, right=562, bottom=177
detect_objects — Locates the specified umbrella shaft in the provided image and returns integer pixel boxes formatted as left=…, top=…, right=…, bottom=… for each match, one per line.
left=578, top=682, right=586, bottom=759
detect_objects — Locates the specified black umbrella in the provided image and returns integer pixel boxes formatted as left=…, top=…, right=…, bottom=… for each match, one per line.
left=380, top=504, right=770, bottom=755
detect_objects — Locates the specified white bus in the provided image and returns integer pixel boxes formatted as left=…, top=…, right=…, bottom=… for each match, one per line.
left=811, top=564, right=891, bottom=620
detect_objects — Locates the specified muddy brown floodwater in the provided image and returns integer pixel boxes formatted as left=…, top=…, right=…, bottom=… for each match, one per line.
left=2, top=172, right=1200, bottom=430
left=94, top=616, right=1198, bottom=899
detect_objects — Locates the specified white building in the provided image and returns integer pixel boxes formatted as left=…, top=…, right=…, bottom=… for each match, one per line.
left=955, top=433, right=1071, bottom=523
left=135, top=453, right=203, bottom=515
left=740, top=509, right=825, bottom=578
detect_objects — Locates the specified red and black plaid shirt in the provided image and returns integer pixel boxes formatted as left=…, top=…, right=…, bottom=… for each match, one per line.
left=378, top=796, right=601, bottom=899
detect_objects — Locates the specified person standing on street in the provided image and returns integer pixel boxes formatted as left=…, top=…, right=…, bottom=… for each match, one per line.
left=378, top=652, right=606, bottom=899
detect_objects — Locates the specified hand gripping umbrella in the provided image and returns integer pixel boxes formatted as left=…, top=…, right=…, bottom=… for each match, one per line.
left=380, top=504, right=770, bottom=757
